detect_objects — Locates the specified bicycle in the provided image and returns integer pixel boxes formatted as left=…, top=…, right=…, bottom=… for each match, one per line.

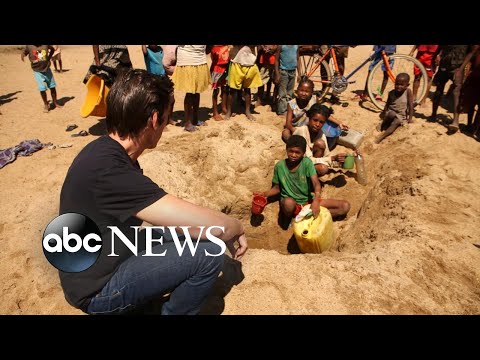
left=299, top=45, right=429, bottom=110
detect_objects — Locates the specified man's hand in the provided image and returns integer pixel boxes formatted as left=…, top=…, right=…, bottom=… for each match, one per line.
left=226, top=233, right=248, bottom=261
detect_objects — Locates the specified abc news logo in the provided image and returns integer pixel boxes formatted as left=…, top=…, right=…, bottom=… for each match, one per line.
left=42, top=213, right=226, bottom=273
left=42, top=213, right=102, bottom=273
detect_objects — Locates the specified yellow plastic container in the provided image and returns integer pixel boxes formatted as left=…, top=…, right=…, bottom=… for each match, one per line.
left=293, top=205, right=334, bottom=253
left=80, top=75, right=110, bottom=118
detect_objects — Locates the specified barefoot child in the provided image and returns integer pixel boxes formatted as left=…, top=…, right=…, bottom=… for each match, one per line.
left=255, top=135, right=350, bottom=229
left=282, top=76, right=316, bottom=143
left=256, top=45, right=277, bottom=108
left=409, top=45, right=438, bottom=107
left=172, top=45, right=211, bottom=132
left=162, top=45, right=178, bottom=125
left=210, top=45, right=230, bottom=121
left=51, top=45, right=63, bottom=73
left=431, top=45, right=478, bottom=132
left=22, top=45, right=63, bottom=113
left=225, top=45, right=263, bottom=121
left=375, top=73, right=413, bottom=143
left=274, top=45, right=299, bottom=115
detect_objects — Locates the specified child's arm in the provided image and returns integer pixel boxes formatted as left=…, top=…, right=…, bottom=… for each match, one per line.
left=255, top=184, right=280, bottom=199
left=255, top=45, right=262, bottom=65
left=21, top=47, right=28, bottom=62
left=328, top=115, right=349, bottom=130
left=141, top=45, right=147, bottom=56
left=274, top=45, right=281, bottom=85
left=406, top=88, right=414, bottom=123
left=433, top=46, right=443, bottom=68
left=309, top=174, right=322, bottom=218
left=380, top=92, right=393, bottom=119
left=296, top=45, right=300, bottom=82
left=285, top=103, right=295, bottom=133
left=46, top=45, right=55, bottom=62
left=456, top=45, right=480, bottom=80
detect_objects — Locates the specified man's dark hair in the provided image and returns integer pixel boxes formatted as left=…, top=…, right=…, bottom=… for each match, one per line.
left=286, top=135, right=307, bottom=152
left=106, top=69, right=174, bottom=138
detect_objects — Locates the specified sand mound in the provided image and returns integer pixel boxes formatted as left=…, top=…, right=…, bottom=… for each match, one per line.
left=142, top=120, right=284, bottom=219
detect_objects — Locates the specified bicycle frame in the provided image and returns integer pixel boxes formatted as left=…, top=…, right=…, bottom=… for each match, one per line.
left=301, top=45, right=429, bottom=110
left=306, top=46, right=396, bottom=84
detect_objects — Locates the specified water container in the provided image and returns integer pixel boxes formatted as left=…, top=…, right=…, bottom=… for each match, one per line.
left=337, top=129, right=364, bottom=149
left=293, top=205, right=334, bottom=254
left=343, top=154, right=355, bottom=169
left=251, top=194, right=268, bottom=215
left=80, top=75, right=110, bottom=118
left=354, top=154, right=368, bottom=185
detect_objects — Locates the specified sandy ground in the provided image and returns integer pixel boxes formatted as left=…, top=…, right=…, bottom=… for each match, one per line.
left=0, top=45, right=479, bottom=315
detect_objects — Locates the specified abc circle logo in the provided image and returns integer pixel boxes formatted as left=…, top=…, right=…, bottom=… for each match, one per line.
left=42, top=213, right=102, bottom=273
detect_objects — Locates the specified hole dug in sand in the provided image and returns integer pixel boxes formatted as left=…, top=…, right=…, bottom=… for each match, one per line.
left=140, top=121, right=378, bottom=255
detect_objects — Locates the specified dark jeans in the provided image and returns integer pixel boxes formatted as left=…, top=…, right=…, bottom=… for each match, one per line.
left=87, top=229, right=224, bottom=315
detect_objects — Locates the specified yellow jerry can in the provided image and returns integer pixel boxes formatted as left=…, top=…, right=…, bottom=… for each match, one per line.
left=293, top=205, right=334, bottom=254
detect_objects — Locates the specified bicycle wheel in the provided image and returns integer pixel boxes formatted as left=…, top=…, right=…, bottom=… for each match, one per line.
left=367, top=54, right=428, bottom=110
left=299, top=54, right=332, bottom=101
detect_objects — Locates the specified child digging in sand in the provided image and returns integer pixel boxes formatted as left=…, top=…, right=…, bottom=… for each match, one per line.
left=375, top=72, right=413, bottom=144
left=255, top=135, right=350, bottom=229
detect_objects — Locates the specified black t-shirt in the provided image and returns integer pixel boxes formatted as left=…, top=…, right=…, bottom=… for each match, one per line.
left=59, top=136, right=166, bottom=311
left=25, top=45, right=51, bottom=73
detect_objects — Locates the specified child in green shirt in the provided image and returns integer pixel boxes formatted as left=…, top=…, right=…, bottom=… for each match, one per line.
left=255, top=135, right=350, bottom=229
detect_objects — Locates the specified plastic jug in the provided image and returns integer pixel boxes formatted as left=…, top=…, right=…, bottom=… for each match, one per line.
left=354, top=154, right=368, bottom=185
left=343, top=154, right=355, bottom=169
left=293, top=205, right=334, bottom=253
left=337, top=129, right=364, bottom=149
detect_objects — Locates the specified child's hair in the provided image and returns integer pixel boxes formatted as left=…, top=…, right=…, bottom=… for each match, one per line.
left=396, top=72, right=410, bottom=83
left=297, top=75, right=314, bottom=90
left=286, top=135, right=307, bottom=152
left=306, top=103, right=334, bottom=119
